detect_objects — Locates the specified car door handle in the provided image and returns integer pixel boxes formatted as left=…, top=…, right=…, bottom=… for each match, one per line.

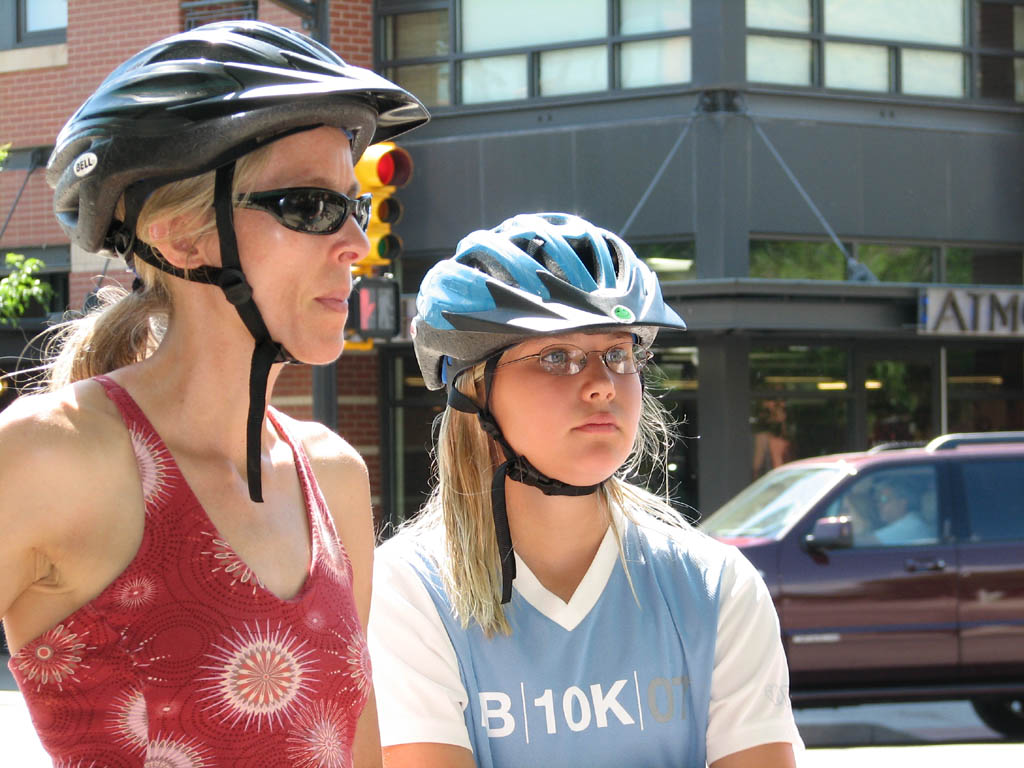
left=905, top=558, right=946, bottom=572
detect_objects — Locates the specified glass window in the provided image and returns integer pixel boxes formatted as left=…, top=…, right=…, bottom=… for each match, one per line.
left=634, top=241, right=696, bottom=281
left=388, top=63, right=451, bottom=107
left=902, top=49, right=964, bottom=97
left=746, top=0, right=811, bottom=32
left=25, top=0, right=67, bottom=33
left=461, top=55, right=528, bottom=103
left=621, top=0, right=690, bottom=34
left=750, top=240, right=845, bottom=280
left=979, top=1, right=1018, bottom=49
left=649, top=345, right=699, bottom=392
left=823, top=466, right=940, bottom=547
left=462, top=0, right=606, bottom=52
left=1018, top=6, right=1024, bottom=51
left=945, top=248, right=1024, bottom=285
left=961, top=459, right=1024, bottom=542
left=746, top=35, right=812, bottom=86
left=825, top=42, right=889, bottom=91
left=750, top=397, right=851, bottom=471
left=866, top=359, right=934, bottom=445
left=750, top=345, right=849, bottom=392
left=857, top=244, right=937, bottom=282
left=540, top=46, right=608, bottom=96
left=383, top=10, right=449, bottom=59
left=978, top=55, right=1024, bottom=101
left=947, top=345, right=1024, bottom=433
left=824, top=0, right=963, bottom=46
left=620, top=36, right=691, bottom=88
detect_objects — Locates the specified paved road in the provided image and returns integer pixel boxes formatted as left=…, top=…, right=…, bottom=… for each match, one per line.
left=2, top=654, right=1022, bottom=765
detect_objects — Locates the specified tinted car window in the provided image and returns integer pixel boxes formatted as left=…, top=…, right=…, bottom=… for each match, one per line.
left=961, top=459, right=1024, bottom=542
left=820, top=465, right=939, bottom=547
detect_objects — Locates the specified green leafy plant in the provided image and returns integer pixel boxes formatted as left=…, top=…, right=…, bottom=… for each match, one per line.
left=0, top=143, right=53, bottom=324
left=0, top=253, right=53, bottom=325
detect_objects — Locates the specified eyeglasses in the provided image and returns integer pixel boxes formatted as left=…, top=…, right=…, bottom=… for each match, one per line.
left=498, top=342, right=652, bottom=376
left=234, top=187, right=372, bottom=234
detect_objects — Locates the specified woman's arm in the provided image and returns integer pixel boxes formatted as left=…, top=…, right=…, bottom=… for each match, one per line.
left=711, top=742, right=796, bottom=768
left=383, top=742, right=476, bottom=768
left=301, top=422, right=381, bottom=768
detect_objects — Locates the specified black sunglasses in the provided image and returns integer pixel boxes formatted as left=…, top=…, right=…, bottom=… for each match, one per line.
left=234, top=187, right=372, bottom=234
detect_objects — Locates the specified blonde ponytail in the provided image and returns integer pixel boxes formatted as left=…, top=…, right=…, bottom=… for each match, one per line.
left=36, top=144, right=274, bottom=391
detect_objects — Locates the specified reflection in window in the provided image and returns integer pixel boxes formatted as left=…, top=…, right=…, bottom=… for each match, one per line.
left=649, top=345, right=699, bottom=392
left=902, top=50, right=964, bottom=98
left=750, top=240, right=845, bottom=280
left=540, top=46, right=608, bottom=96
left=750, top=345, right=849, bottom=392
left=25, top=0, right=68, bottom=33
left=945, top=248, right=1024, bottom=285
left=857, top=245, right=936, bottom=283
left=947, top=346, right=1024, bottom=433
left=379, top=0, right=691, bottom=106
left=387, top=63, right=451, bottom=107
left=747, top=35, right=812, bottom=86
left=749, top=397, right=851, bottom=470
left=634, top=240, right=695, bottom=281
left=824, top=42, right=889, bottom=92
left=866, top=359, right=933, bottom=445
left=961, top=460, right=1024, bottom=542
left=622, top=0, right=691, bottom=35
left=823, top=0, right=963, bottom=46
left=462, top=0, right=606, bottom=52
left=462, top=55, right=528, bottom=103
left=383, top=10, right=449, bottom=59
left=621, top=37, right=691, bottom=88
left=746, top=0, right=811, bottom=32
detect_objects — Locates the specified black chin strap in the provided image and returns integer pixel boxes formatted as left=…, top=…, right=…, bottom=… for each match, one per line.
left=114, top=164, right=288, bottom=503
left=447, top=355, right=605, bottom=603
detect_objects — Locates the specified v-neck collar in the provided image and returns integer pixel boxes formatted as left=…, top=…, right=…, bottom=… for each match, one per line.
left=512, top=518, right=624, bottom=632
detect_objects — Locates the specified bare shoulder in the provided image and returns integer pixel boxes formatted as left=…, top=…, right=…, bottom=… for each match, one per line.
left=0, top=381, right=129, bottom=502
left=274, top=411, right=368, bottom=481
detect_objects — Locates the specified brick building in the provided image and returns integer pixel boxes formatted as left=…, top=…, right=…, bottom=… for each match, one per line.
left=0, top=0, right=389, bottom=510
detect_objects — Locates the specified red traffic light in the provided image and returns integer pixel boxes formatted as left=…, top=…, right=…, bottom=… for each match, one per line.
left=369, top=145, right=412, bottom=187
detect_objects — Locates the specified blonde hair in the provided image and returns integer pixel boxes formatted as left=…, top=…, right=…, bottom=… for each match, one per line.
left=403, top=359, right=689, bottom=636
left=38, top=147, right=274, bottom=392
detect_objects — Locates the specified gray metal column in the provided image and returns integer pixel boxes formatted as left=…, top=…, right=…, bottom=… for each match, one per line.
left=691, top=0, right=750, bottom=280
left=696, top=335, right=752, bottom=514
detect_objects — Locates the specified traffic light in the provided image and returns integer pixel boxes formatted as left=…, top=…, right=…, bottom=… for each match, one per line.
left=353, top=142, right=413, bottom=276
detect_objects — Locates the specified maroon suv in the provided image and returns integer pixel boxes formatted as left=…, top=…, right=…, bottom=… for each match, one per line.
left=700, top=433, right=1024, bottom=739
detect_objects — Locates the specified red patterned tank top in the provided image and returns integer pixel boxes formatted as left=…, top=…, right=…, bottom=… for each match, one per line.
left=9, top=376, right=370, bottom=767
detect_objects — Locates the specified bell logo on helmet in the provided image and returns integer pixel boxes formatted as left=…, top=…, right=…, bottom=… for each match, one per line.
left=73, top=152, right=98, bottom=178
left=612, top=305, right=635, bottom=323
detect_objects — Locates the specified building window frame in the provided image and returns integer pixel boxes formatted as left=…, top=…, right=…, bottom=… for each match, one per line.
left=746, top=0, right=1024, bottom=104
left=1, top=0, right=67, bottom=49
left=376, top=0, right=692, bottom=109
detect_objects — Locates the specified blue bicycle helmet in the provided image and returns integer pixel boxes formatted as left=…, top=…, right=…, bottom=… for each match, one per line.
left=413, top=213, right=687, bottom=603
left=413, top=212, right=686, bottom=391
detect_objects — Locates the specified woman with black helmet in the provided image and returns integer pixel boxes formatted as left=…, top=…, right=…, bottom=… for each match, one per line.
left=0, top=21, right=426, bottom=766
left=368, top=213, right=802, bottom=767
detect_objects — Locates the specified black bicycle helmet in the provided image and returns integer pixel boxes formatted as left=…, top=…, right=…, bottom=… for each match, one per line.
left=413, top=213, right=686, bottom=602
left=47, top=21, right=429, bottom=503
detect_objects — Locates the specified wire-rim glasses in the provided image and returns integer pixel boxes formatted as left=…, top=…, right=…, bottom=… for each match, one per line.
left=498, top=342, right=652, bottom=376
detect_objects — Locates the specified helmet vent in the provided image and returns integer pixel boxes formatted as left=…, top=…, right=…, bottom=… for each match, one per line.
left=457, top=249, right=516, bottom=285
left=603, top=237, right=626, bottom=280
left=567, top=236, right=601, bottom=282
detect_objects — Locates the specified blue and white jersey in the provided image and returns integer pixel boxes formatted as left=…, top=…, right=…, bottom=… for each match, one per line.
left=370, top=511, right=801, bottom=767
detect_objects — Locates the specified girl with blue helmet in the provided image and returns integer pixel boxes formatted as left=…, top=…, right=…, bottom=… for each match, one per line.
left=368, top=213, right=802, bottom=767
left=0, top=21, right=426, bottom=766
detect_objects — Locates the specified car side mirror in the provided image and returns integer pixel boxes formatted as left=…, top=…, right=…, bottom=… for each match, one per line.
left=804, top=515, right=853, bottom=551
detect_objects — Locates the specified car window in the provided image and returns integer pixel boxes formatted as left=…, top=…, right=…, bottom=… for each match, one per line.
left=961, top=458, right=1024, bottom=543
left=702, top=466, right=846, bottom=538
left=820, top=465, right=939, bottom=547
